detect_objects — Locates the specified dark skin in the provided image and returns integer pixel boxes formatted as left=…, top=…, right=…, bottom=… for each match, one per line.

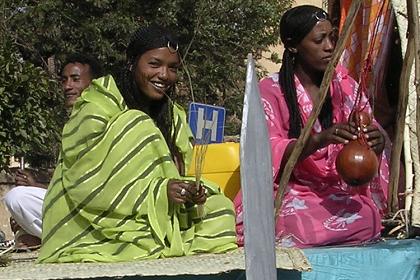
left=167, top=179, right=207, bottom=205
left=14, top=169, right=47, bottom=189
left=133, top=47, right=206, bottom=206
left=279, top=20, right=385, bottom=175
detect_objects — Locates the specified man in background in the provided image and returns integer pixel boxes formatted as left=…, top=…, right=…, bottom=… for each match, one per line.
left=3, top=54, right=103, bottom=249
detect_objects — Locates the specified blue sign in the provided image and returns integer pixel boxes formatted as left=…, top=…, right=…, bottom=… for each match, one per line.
left=188, top=102, right=225, bottom=144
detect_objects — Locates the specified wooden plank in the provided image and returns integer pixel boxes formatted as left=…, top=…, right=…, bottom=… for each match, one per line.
left=241, top=54, right=276, bottom=279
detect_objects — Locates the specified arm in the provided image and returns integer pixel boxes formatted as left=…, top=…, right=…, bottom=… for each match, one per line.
left=259, top=75, right=359, bottom=181
left=278, top=122, right=358, bottom=180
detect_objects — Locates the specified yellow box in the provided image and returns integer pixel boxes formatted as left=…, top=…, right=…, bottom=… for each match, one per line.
left=187, top=142, right=240, bottom=200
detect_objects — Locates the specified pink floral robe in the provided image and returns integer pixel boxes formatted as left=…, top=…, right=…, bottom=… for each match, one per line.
left=234, top=66, right=390, bottom=248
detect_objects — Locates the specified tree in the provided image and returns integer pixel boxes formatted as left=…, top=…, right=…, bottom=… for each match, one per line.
left=0, top=0, right=292, bottom=169
left=0, top=19, right=65, bottom=170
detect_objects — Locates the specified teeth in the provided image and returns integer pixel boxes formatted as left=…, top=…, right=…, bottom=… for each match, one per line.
left=152, top=82, right=166, bottom=89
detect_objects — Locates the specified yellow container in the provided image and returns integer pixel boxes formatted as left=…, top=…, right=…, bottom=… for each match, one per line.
left=187, top=142, right=240, bottom=200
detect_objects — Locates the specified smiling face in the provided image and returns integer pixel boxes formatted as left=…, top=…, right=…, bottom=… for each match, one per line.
left=134, top=47, right=180, bottom=102
left=294, top=20, right=336, bottom=73
left=61, top=63, right=93, bottom=108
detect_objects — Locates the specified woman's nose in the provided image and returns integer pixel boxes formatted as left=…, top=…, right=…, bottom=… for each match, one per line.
left=325, top=38, right=335, bottom=51
left=158, top=67, right=169, bottom=80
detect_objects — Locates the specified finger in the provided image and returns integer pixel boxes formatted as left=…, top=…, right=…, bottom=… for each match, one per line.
left=362, top=124, right=379, bottom=133
left=368, top=138, right=384, bottom=151
left=178, top=185, right=195, bottom=203
left=15, top=177, right=29, bottom=185
left=169, top=191, right=187, bottom=204
left=15, top=175, right=26, bottom=182
left=364, top=129, right=382, bottom=139
left=180, top=182, right=199, bottom=197
left=172, top=197, right=187, bottom=204
left=16, top=169, right=30, bottom=177
left=365, top=132, right=384, bottom=152
left=15, top=171, right=28, bottom=180
left=346, top=122, right=359, bottom=132
left=193, top=187, right=207, bottom=201
left=195, top=194, right=207, bottom=205
left=333, top=128, right=357, bottom=143
left=15, top=179, right=25, bottom=185
left=196, top=187, right=206, bottom=196
left=195, top=191, right=206, bottom=201
left=367, top=138, right=380, bottom=147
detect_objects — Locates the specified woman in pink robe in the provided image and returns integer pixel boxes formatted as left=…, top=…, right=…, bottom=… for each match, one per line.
left=234, top=5, right=390, bottom=248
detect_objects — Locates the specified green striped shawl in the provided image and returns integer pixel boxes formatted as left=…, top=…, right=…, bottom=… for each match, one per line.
left=37, top=76, right=237, bottom=263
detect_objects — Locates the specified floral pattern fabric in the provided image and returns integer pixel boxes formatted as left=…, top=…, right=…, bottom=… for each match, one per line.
left=234, top=66, right=390, bottom=248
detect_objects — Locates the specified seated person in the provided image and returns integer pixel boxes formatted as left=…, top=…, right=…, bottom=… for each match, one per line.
left=234, top=5, right=390, bottom=248
left=3, top=53, right=103, bottom=249
left=37, top=24, right=237, bottom=263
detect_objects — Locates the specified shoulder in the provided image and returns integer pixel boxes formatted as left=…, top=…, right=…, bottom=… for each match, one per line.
left=259, top=72, right=280, bottom=88
left=77, top=75, right=127, bottom=115
left=64, top=75, right=127, bottom=136
left=173, top=102, right=187, bottom=116
left=259, top=73, right=284, bottom=103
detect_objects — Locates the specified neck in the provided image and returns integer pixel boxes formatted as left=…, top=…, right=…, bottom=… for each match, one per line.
left=132, top=89, right=152, bottom=114
left=294, top=63, right=324, bottom=88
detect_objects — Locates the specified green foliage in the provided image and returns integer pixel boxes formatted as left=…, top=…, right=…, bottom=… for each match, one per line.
left=1, top=0, right=292, bottom=169
left=0, top=25, right=65, bottom=170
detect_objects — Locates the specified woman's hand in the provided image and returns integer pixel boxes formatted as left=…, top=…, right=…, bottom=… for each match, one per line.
left=282, top=122, right=359, bottom=170
left=167, top=179, right=207, bottom=205
left=314, top=123, right=358, bottom=148
left=363, top=125, right=385, bottom=154
left=192, top=183, right=207, bottom=205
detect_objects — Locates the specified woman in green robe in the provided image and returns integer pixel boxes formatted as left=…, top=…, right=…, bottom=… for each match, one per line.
left=38, top=24, right=237, bottom=263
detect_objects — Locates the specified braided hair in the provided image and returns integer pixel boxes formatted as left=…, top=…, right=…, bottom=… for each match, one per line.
left=120, top=24, right=179, bottom=156
left=279, top=5, right=333, bottom=138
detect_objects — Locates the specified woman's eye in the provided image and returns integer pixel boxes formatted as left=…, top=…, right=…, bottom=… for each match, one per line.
left=149, top=61, right=160, bottom=67
left=169, top=66, right=178, bottom=72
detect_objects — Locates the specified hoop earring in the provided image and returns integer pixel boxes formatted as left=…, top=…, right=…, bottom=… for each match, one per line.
left=167, top=41, right=179, bottom=53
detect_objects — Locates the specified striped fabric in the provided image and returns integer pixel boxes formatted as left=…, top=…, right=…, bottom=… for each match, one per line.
left=37, top=76, right=237, bottom=263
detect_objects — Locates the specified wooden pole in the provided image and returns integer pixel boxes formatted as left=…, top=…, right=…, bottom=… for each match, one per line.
left=411, top=0, right=420, bottom=226
left=274, top=0, right=363, bottom=218
left=388, top=0, right=416, bottom=213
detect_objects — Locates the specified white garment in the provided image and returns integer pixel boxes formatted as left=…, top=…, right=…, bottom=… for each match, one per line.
left=4, top=186, right=46, bottom=238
